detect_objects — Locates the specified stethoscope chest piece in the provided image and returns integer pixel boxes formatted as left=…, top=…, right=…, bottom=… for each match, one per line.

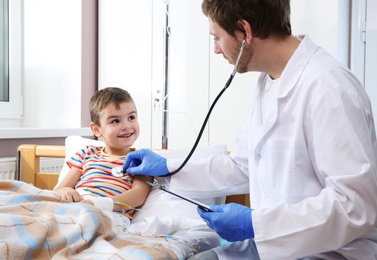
left=111, top=166, right=124, bottom=177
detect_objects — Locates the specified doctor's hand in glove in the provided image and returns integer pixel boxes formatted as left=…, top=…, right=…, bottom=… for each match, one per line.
left=198, top=203, right=254, bottom=242
left=123, top=149, right=170, bottom=176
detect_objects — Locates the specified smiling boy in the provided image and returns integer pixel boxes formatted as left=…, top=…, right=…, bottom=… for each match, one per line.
left=55, top=87, right=151, bottom=215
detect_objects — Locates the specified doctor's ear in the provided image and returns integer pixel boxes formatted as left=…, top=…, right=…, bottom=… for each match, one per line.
left=238, top=19, right=252, bottom=41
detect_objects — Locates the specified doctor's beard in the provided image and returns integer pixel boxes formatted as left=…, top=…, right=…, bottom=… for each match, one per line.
left=235, top=44, right=252, bottom=74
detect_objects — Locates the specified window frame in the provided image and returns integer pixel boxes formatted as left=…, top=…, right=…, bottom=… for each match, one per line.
left=0, top=0, right=22, bottom=127
left=1, top=0, right=9, bottom=101
left=349, top=0, right=366, bottom=85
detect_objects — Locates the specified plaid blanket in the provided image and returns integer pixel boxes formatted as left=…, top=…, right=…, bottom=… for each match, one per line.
left=0, top=180, right=220, bottom=259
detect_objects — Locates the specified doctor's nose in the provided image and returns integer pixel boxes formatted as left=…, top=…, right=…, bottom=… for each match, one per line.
left=214, top=42, right=222, bottom=54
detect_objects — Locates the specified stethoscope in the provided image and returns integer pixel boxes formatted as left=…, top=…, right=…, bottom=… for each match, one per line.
left=112, top=37, right=246, bottom=178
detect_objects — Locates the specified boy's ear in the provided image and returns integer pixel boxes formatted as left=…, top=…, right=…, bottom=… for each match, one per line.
left=89, top=122, right=102, bottom=138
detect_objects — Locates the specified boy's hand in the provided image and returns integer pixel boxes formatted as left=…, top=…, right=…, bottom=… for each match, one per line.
left=55, top=187, right=83, bottom=202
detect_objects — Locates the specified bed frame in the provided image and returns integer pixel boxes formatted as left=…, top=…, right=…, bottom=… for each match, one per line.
left=17, top=144, right=250, bottom=206
left=17, top=144, right=65, bottom=190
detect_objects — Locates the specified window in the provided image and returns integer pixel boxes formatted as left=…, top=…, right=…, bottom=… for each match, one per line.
left=0, top=0, right=22, bottom=127
left=0, top=0, right=8, bottom=102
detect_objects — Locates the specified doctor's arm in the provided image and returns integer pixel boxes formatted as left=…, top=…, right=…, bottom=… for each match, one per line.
left=124, top=145, right=249, bottom=198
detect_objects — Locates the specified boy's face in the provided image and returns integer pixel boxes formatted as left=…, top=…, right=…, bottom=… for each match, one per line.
left=91, top=101, right=140, bottom=155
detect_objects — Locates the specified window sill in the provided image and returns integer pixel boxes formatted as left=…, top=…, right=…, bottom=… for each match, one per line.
left=0, top=127, right=92, bottom=139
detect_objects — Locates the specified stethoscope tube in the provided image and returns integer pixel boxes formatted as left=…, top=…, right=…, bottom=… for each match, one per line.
left=163, top=38, right=246, bottom=177
left=111, top=38, right=246, bottom=178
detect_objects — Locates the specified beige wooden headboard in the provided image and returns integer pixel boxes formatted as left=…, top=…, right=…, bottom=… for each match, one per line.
left=17, top=144, right=250, bottom=207
left=17, top=144, right=65, bottom=190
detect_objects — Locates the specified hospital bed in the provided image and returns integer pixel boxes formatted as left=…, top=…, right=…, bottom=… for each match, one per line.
left=0, top=136, right=249, bottom=259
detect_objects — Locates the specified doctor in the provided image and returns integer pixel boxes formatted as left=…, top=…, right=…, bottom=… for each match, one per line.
left=123, top=0, right=377, bottom=259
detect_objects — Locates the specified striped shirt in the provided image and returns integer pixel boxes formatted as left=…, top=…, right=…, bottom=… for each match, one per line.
left=67, top=145, right=134, bottom=197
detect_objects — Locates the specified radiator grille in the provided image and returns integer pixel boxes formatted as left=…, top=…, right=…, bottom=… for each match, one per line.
left=0, top=158, right=17, bottom=180
left=40, top=158, right=65, bottom=173
left=0, top=157, right=64, bottom=180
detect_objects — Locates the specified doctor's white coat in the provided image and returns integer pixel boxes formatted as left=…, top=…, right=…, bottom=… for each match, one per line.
left=169, top=36, right=377, bottom=259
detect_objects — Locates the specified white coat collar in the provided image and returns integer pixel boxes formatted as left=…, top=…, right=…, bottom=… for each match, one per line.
left=250, top=35, right=319, bottom=162
left=277, top=35, right=319, bottom=99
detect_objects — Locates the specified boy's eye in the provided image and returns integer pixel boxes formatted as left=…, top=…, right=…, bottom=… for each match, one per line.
left=111, top=119, right=120, bottom=124
left=129, top=114, right=137, bottom=121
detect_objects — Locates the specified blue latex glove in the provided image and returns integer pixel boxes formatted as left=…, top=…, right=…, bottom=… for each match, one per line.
left=123, top=149, right=170, bottom=176
left=198, top=203, right=254, bottom=242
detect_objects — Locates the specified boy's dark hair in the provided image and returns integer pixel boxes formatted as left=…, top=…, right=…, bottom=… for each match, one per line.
left=89, top=87, right=134, bottom=125
left=201, top=0, right=291, bottom=39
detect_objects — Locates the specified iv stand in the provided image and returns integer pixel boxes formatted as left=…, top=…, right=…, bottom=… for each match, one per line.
left=162, top=3, right=170, bottom=149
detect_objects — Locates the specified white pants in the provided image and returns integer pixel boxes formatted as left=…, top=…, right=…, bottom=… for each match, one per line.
left=187, top=239, right=348, bottom=260
left=188, top=239, right=260, bottom=260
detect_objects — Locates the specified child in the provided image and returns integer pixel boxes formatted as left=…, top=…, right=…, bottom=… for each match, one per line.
left=55, top=87, right=152, bottom=216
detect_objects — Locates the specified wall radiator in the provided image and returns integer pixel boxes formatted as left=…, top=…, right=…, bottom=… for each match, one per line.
left=0, top=157, right=64, bottom=180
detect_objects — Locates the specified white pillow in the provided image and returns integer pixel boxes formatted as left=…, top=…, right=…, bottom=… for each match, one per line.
left=56, top=135, right=227, bottom=221
left=55, top=135, right=104, bottom=189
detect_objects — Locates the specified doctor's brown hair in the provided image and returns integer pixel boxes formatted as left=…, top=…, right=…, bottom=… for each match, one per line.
left=89, top=87, right=135, bottom=126
left=201, top=0, right=292, bottom=39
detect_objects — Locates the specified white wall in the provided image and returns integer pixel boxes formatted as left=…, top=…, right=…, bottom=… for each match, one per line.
left=164, top=0, right=212, bottom=149
left=98, top=0, right=153, bottom=148
left=291, top=0, right=339, bottom=59
left=22, top=0, right=82, bottom=128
